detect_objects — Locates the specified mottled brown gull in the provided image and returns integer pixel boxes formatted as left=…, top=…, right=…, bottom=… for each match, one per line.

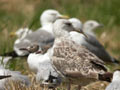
left=49, top=19, right=112, bottom=90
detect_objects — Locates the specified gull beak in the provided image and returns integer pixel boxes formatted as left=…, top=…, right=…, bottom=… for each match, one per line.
left=0, top=75, right=11, bottom=80
left=10, top=32, right=16, bottom=37
left=74, top=29, right=88, bottom=38
left=58, top=15, right=69, bottom=19
left=36, top=50, right=42, bottom=54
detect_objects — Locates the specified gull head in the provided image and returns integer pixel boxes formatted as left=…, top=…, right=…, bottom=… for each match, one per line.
left=69, top=18, right=83, bottom=31
left=53, top=19, right=86, bottom=38
left=20, top=44, right=39, bottom=53
left=83, top=20, right=104, bottom=32
left=112, top=70, right=120, bottom=82
left=10, top=28, right=32, bottom=38
left=40, top=9, right=69, bottom=26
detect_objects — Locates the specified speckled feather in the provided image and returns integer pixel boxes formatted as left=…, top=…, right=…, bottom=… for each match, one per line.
left=51, top=37, right=107, bottom=85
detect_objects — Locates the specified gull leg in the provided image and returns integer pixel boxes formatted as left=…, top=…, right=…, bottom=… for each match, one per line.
left=77, top=85, right=81, bottom=90
left=67, top=82, right=71, bottom=90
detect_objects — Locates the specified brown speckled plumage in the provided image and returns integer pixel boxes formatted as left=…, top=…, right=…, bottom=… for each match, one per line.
left=51, top=37, right=107, bottom=86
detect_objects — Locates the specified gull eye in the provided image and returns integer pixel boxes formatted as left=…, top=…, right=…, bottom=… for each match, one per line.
left=65, top=22, right=72, bottom=26
left=50, top=13, right=56, bottom=16
left=89, top=23, right=93, bottom=26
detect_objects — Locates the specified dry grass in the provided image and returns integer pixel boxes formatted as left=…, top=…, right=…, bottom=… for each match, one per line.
left=0, top=0, right=120, bottom=90
left=4, top=78, right=109, bottom=90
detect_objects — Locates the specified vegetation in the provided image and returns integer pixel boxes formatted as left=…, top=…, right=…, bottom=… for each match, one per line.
left=0, top=0, right=120, bottom=89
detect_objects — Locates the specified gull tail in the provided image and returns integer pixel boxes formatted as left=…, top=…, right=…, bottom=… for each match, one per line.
left=0, top=51, right=18, bottom=58
left=99, top=72, right=113, bottom=82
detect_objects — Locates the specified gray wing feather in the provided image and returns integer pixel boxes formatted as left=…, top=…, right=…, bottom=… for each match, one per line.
left=84, top=34, right=114, bottom=62
left=15, top=29, right=54, bottom=52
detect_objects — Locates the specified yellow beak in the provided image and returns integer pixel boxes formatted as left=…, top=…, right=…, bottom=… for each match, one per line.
left=9, top=32, right=16, bottom=37
left=58, top=15, right=70, bottom=19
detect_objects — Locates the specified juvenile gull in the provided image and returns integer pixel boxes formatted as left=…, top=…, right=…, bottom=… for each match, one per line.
left=105, top=70, right=120, bottom=90
left=49, top=19, right=112, bottom=90
left=69, top=18, right=119, bottom=63
left=14, top=9, right=68, bottom=56
left=20, top=44, right=61, bottom=89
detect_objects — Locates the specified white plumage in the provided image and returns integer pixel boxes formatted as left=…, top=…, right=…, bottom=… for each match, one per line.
left=105, top=70, right=120, bottom=90
left=69, top=18, right=118, bottom=63
left=13, top=9, right=68, bottom=56
left=13, top=28, right=33, bottom=56
left=21, top=44, right=61, bottom=88
left=0, top=66, right=30, bottom=90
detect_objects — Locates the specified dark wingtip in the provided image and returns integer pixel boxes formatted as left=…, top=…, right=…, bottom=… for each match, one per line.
left=0, top=51, right=18, bottom=57
left=99, top=72, right=113, bottom=82
left=113, top=58, right=120, bottom=64
left=0, top=75, right=11, bottom=80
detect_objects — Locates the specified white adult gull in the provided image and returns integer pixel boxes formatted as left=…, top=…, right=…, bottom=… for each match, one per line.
left=11, top=28, right=32, bottom=56
left=0, top=66, right=30, bottom=90
left=69, top=18, right=119, bottom=63
left=39, top=9, right=69, bottom=35
left=105, top=70, right=120, bottom=90
left=20, top=44, right=61, bottom=89
left=48, top=19, right=112, bottom=90
left=83, top=20, right=104, bottom=37
left=1, top=28, right=32, bottom=57
left=13, top=9, right=69, bottom=57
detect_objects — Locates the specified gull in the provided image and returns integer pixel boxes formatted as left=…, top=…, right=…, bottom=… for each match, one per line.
left=105, top=70, right=120, bottom=90
left=83, top=20, right=104, bottom=37
left=0, top=66, right=30, bottom=90
left=20, top=44, right=62, bottom=89
left=49, top=19, right=112, bottom=90
left=69, top=18, right=119, bottom=63
left=1, top=28, right=32, bottom=57
left=11, top=28, right=33, bottom=45
left=13, top=9, right=68, bottom=57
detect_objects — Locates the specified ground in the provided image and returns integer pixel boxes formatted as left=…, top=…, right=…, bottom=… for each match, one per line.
left=0, top=0, right=120, bottom=90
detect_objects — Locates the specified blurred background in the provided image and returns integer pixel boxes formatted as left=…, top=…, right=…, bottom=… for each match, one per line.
left=0, top=0, right=120, bottom=73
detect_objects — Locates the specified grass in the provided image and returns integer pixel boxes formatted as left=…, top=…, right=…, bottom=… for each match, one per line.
left=0, top=0, right=120, bottom=89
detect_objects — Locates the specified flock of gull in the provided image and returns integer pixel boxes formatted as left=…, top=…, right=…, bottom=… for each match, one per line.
left=0, top=9, right=120, bottom=90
